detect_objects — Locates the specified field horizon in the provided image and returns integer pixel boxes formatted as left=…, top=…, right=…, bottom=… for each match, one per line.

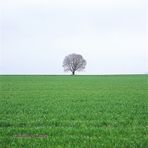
left=0, top=74, right=147, bottom=76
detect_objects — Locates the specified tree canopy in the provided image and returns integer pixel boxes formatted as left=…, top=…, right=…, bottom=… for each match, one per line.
left=63, top=53, right=86, bottom=75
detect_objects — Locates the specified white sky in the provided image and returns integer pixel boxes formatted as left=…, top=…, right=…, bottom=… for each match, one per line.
left=0, top=0, right=148, bottom=74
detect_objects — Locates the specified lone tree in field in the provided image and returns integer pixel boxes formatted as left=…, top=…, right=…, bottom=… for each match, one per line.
left=63, top=53, right=86, bottom=75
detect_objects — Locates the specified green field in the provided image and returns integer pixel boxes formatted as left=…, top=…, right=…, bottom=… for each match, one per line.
left=0, top=75, right=148, bottom=147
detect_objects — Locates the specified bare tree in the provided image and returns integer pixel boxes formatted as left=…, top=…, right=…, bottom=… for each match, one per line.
left=63, top=53, right=87, bottom=75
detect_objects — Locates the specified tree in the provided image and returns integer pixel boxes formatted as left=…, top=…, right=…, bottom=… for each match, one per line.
left=63, top=53, right=86, bottom=75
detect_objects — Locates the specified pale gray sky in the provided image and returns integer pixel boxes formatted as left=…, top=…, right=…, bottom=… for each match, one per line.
left=0, top=0, right=148, bottom=74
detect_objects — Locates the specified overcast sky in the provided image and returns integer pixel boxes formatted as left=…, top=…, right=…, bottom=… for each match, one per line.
left=0, top=0, right=148, bottom=74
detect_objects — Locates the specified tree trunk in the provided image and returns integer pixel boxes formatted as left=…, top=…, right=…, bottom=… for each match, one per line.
left=72, top=71, right=75, bottom=75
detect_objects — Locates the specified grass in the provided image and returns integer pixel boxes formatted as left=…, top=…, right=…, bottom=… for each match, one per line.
left=0, top=75, right=148, bottom=147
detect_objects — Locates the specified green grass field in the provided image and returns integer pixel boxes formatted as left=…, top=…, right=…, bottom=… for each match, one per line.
left=0, top=75, right=148, bottom=147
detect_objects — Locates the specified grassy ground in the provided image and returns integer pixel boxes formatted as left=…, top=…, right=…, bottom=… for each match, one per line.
left=0, top=75, right=148, bottom=147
